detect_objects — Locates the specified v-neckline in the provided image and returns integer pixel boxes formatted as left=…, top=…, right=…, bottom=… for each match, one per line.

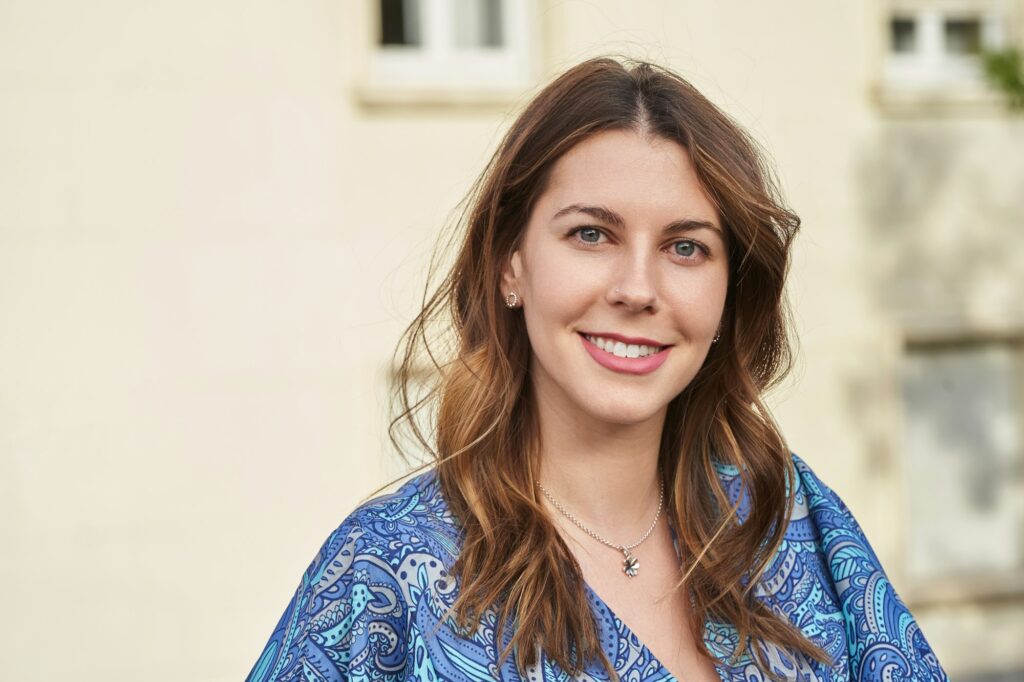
left=580, top=581, right=728, bottom=681
left=577, top=520, right=729, bottom=682
left=424, top=470, right=733, bottom=679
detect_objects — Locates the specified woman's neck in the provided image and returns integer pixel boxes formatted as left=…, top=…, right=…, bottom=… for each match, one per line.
left=533, top=390, right=666, bottom=540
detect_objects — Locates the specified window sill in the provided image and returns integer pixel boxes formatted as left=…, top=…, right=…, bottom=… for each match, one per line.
left=354, top=81, right=530, bottom=109
left=870, top=81, right=1011, bottom=117
left=904, top=571, right=1024, bottom=608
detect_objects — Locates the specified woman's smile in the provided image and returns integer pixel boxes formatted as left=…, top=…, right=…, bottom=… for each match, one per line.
left=578, top=332, right=672, bottom=375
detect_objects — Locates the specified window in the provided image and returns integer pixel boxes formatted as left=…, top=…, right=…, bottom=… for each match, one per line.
left=877, top=0, right=1013, bottom=108
left=944, top=16, right=983, bottom=55
left=899, top=336, right=1024, bottom=598
left=884, top=8, right=1004, bottom=88
left=380, top=0, right=422, bottom=46
left=891, top=16, right=918, bottom=53
left=358, top=0, right=537, bottom=104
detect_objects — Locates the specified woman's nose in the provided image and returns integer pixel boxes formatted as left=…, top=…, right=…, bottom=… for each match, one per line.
left=608, top=254, right=658, bottom=312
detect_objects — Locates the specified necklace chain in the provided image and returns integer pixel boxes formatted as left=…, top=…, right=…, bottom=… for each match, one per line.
left=535, top=479, right=664, bottom=554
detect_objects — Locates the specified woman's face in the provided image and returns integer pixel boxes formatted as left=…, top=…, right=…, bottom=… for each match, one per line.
left=503, top=129, right=729, bottom=429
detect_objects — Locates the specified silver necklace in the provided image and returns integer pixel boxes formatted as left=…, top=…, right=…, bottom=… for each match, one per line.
left=536, top=479, right=664, bottom=578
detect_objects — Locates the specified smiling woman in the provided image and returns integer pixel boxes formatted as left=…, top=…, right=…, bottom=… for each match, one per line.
left=502, top=130, right=729, bottom=430
left=245, top=57, right=949, bottom=682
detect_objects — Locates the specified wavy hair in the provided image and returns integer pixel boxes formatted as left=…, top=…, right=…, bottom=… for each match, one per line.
left=388, top=56, right=832, bottom=679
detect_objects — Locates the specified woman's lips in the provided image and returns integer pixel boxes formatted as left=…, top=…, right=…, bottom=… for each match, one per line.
left=579, top=333, right=671, bottom=375
left=578, top=330, right=665, bottom=347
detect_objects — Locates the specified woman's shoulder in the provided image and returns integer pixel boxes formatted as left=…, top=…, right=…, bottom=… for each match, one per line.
left=299, top=467, right=465, bottom=608
left=338, top=467, right=462, bottom=562
left=710, top=451, right=816, bottom=524
left=724, top=452, right=949, bottom=681
left=710, top=451, right=881, bottom=568
left=245, top=467, right=461, bottom=682
left=710, top=452, right=848, bottom=523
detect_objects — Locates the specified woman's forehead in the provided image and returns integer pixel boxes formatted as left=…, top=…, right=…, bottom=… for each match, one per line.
left=536, top=130, right=720, bottom=228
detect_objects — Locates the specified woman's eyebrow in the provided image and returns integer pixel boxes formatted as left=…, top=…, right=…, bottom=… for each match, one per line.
left=552, top=203, right=722, bottom=235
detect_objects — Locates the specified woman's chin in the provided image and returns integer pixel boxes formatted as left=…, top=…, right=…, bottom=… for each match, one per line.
left=579, top=399, right=668, bottom=429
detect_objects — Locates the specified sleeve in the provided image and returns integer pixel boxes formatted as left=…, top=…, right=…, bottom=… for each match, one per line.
left=792, top=453, right=950, bottom=682
left=245, top=513, right=411, bottom=682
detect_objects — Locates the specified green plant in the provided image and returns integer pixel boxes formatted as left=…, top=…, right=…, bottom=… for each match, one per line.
left=982, top=48, right=1024, bottom=110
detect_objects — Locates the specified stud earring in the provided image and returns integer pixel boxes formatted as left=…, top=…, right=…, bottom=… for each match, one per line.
left=505, top=291, right=519, bottom=309
left=712, top=330, right=721, bottom=344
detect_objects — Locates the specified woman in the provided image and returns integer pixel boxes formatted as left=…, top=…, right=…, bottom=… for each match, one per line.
left=246, top=57, right=948, bottom=681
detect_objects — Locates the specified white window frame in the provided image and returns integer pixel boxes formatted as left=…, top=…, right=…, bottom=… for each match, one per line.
left=874, top=0, right=1015, bottom=112
left=355, top=0, right=539, bottom=105
left=884, top=9, right=1005, bottom=88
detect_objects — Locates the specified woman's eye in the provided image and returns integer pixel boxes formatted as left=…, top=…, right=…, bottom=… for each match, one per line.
left=674, top=240, right=698, bottom=257
left=568, top=226, right=604, bottom=244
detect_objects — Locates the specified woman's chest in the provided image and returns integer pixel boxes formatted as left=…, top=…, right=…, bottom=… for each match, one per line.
left=575, top=540, right=722, bottom=681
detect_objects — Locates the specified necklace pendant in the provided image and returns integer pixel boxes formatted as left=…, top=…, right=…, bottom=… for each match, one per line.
left=622, top=548, right=639, bottom=578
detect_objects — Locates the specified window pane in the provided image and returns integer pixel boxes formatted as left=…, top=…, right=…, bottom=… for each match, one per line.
left=890, top=17, right=917, bottom=54
left=901, top=342, right=1024, bottom=582
left=944, top=17, right=982, bottom=55
left=380, top=0, right=421, bottom=46
left=453, top=0, right=503, bottom=48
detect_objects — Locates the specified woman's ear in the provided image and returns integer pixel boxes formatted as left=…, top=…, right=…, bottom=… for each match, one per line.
left=500, top=250, right=523, bottom=298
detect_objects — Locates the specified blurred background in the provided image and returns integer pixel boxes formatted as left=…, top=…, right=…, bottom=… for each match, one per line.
left=2, top=0, right=1023, bottom=680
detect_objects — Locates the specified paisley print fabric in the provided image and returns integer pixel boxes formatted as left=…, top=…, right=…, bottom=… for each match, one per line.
left=245, top=454, right=948, bottom=681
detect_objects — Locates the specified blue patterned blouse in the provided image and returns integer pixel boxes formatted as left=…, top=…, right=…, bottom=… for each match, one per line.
left=246, top=454, right=948, bottom=681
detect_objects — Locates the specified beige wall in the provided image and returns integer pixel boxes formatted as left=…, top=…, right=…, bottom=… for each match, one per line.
left=2, top=1, right=1021, bottom=679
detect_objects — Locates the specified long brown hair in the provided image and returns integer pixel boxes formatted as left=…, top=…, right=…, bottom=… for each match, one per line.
left=389, top=55, right=832, bottom=679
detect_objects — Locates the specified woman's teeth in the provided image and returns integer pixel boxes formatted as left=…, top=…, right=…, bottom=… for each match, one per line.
left=584, top=335, right=663, bottom=358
